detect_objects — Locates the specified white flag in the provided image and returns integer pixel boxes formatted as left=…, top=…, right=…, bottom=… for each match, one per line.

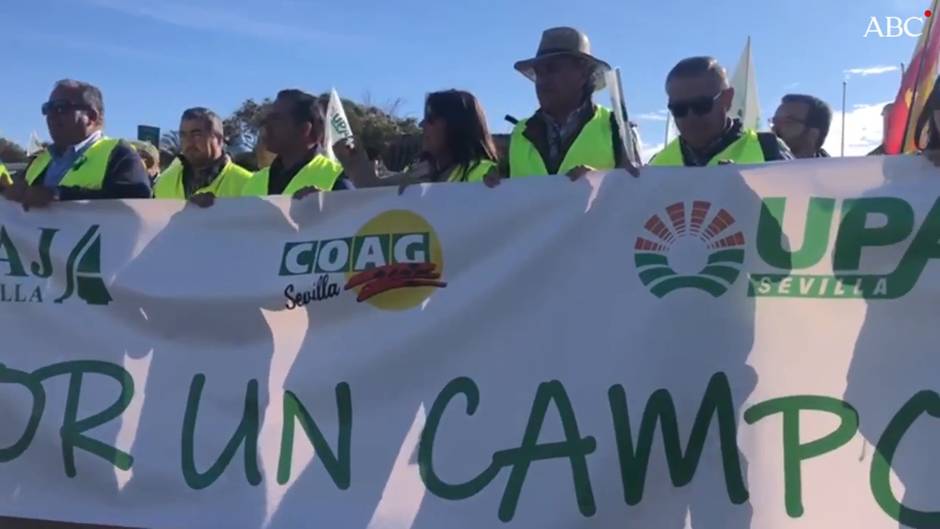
left=323, top=88, right=354, bottom=161
left=729, top=36, right=761, bottom=131
left=27, top=130, right=44, bottom=156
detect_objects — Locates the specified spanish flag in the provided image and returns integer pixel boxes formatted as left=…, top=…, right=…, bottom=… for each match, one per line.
left=886, top=0, right=940, bottom=154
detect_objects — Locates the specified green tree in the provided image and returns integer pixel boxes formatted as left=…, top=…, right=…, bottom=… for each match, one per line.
left=0, top=137, right=28, bottom=164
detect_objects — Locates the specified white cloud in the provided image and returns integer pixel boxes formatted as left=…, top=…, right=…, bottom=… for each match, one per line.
left=844, top=66, right=900, bottom=78
left=636, top=110, right=669, bottom=122
left=823, top=101, right=892, bottom=157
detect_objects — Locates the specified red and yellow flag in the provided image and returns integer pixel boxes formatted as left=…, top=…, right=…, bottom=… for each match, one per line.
left=886, top=0, right=940, bottom=154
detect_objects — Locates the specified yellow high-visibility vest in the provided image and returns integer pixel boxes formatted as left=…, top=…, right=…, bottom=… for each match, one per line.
left=509, top=106, right=616, bottom=177
left=0, top=163, right=11, bottom=187
left=241, top=154, right=342, bottom=196
left=650, top=129, right=765, bottom=166
left=154, top=158, right=253, bottom=199
left=447, top=159, right=498, bottom=182
left=25, top=138, right=122, bottom=189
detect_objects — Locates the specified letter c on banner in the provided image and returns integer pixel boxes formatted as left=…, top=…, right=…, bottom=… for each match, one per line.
left=419, top=377, right=501, bottom=500
left=871, top=391, right=940, bottom=528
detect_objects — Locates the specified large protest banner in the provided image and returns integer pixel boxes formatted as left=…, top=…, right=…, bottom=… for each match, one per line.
left=1, top=156, right=939, bottom=528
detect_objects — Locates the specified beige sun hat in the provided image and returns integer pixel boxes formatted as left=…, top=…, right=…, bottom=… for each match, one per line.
left=514, top=27, right=611, bottom=91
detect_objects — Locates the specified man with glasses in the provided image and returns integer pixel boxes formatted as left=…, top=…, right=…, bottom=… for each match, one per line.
left=771, top=94, right=833, bottom=159
left=651, top=57, right=791, bottom=166
left=241, top=89, right=348, bottom=197
left=154, top=107, right=252, bottom=205
left=4, top=79, right=151, bottom=209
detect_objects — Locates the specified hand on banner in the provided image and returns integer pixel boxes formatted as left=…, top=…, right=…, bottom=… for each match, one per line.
left=189, top=193, right=216, bottom=208
left=3, top=178, right=28, bottom=204
left=483, top=168, right=501, bottom=188
left=621, top=157, right=641, bottom=177
left=20, top=186, right=56, bottom=210
left=293, top=187, right=319, bottom=200
left=924, top=149, right=940, bottom=167
left=566, top=165, right=595, bottom=181
left=397, top=176, right=424, bottom=195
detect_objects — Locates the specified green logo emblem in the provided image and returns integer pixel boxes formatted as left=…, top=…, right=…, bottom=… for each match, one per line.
left=635, top=201, right=745, bottom=298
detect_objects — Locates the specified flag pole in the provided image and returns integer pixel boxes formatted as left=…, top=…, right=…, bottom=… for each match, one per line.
left=743, top=36, right=751, bottom=128
left=841, top=80, right=847, bottom=157
left=664, top=115, right=670, bottom=145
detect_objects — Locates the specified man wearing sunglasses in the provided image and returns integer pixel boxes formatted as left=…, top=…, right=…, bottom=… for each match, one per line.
left=4, top=79, right=152, bottom=209
left=651, top=57, right=791, bottom=166
left=771, top=94, right=833, bottom=159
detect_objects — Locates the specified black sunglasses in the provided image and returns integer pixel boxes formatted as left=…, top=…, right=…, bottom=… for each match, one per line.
left=41, top=100, right=91, bottom=116
left=668, top=92, right=723, bottom=119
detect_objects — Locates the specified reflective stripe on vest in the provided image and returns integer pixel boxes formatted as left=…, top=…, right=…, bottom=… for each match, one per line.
left=649, top=130, right=765, bottom=166
left=241, top=154, right=343, bottom=197
left=154, top=158, right=253, bottom=199
left=25, top=138, right=121, bottom=190
left=447, top=159, right=497, bottom=183
left=509, top=106, right=616, bottom=177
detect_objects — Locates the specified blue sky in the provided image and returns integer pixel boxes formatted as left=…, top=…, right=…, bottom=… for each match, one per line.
left=0, top=0, right=930, bottom=158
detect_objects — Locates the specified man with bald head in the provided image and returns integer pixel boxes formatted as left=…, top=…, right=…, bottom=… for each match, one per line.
left=651, top=56, right=791, bottom=166
left=4, top=79, right=152, bottom=209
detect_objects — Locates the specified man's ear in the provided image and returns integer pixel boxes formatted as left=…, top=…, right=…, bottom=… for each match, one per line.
left=720, top=87, right=735, bottom=112
left=807, top=128, right=822, bottom=151
left=85, top=108, right=102, bottom=128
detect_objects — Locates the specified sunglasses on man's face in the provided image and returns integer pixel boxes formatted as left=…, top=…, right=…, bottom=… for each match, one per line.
left=41, top=100, right=90, bottom=116
left=668, top=92, right=723, bottom=119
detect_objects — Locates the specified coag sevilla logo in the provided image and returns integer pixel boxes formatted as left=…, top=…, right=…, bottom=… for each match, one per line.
left=279, top=210, right=446, bottom=311
left=635, top=201, right=745, bottom=298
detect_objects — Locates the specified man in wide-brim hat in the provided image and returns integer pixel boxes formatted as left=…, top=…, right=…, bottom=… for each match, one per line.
left=508, top=26, right=631, bottom=178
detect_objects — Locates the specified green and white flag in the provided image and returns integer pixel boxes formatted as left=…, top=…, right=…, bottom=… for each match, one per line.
left=323, top=88, right=353, bottom=161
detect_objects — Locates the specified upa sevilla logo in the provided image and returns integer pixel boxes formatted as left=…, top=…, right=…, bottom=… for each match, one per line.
left=635, top=201, right=746, bottom=298
left=279, top=210, right=446, bottom=311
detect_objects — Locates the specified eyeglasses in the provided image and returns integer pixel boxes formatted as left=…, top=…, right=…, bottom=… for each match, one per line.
left=770, top=116, right=807, bottom=129
left=668, top=92, right=722, bottom=118
left=41, top=100, right=90, bottom=116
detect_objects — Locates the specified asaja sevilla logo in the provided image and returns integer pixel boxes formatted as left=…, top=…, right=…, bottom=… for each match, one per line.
left=279, top=210, right=446, bottom=311
left=0, top=224, right=111, bottom=305
left=635, top=201, right=745, bottom=298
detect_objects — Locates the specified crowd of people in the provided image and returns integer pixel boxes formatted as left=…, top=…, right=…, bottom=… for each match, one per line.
left=0, top=26, right=934, bottom=212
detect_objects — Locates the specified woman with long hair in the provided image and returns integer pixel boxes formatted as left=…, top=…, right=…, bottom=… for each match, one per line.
left=337, top=89, right=500, bottom=186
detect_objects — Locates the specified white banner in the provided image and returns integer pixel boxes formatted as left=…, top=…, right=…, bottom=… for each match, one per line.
left=2, top=156, right=940, bottom=529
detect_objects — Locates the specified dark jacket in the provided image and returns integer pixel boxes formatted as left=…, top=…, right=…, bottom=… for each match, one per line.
left=27, top=140, right=153, bottom=200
